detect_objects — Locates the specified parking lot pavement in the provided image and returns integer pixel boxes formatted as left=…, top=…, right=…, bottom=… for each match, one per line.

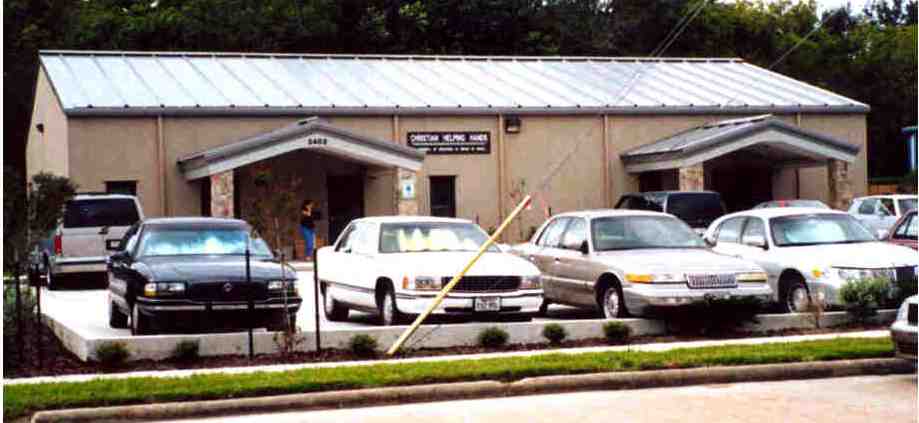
left=153, top=374, right=919, bottom=423
left=39, top=271, right=594, bottom=339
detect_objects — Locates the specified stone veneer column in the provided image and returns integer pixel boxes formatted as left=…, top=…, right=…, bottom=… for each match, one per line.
left=210, top=171, right=234, bottom=217
left=396, top=168, right=419, bottom=215
left=678, top=163, right=704, bottom=191
left=827, top=159, right=853, bottom=210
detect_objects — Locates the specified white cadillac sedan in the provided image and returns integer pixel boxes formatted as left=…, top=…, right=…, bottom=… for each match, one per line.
left=704, top=208, right=919, bottom=313
left=316, top=216, right=543, bottom=325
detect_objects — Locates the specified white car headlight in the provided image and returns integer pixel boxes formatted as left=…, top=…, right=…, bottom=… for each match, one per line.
left=403, top=275, right=442, bottom=290
left=268, top=280, right=296, bottom=292
left=143, top=282, right=186, bottom=297
left=813, top=267, right=895, bottom=282
left=736, top=272, right=768, bottom=283
left=519, top=275, right=541, bottom=290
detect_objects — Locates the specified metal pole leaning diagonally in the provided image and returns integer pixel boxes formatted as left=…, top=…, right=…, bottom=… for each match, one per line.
left=386, top=194, right=532, bottom=356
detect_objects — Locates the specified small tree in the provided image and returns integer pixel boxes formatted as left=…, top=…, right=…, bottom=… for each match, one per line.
left=240, top=163, right=303, bottom=256
left=839, top=277, right=892, bottom=323
left=3, top=169, right=77, bottom=271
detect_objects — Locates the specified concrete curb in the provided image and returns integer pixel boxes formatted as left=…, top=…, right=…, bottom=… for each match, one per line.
left=30, top=358, right=914, bottom=423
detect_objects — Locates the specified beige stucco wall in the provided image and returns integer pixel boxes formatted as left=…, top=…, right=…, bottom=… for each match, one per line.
left=797, top=114, right=869, bottom=203
left=502, top=116, right=606, bottom=239
left=57, top=110, right=867, bottom=241
left=396, top=116, right=502, bottom=229
left=26, top=68, right=69, bottom=179
left=67, top=117, right=160, bottom=215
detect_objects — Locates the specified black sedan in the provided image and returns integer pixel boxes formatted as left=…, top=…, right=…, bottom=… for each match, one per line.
left=107, top=217, right=301, bottom=335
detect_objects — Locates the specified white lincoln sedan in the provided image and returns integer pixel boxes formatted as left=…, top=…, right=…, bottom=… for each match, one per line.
left=316, top=216, right=543, bottom=325
left=704, top=208, right=919, bottom=313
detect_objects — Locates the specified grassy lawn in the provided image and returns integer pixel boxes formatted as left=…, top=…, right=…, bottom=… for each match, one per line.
left=4, top=337, right=894, bottom=419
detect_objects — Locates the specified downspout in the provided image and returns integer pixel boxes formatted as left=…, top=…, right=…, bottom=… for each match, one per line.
left=795, top=113, right=802, bottom=199
left=602, top=114, right=610, bottom=207
left=157, top=115, right=168, bottom=216
left=497, top=115, right=505, bottom=224
left=392, top=115, right=401, bottom=214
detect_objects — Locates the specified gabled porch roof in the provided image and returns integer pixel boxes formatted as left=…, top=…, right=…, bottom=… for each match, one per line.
left=177, top=117, right=424, bottom=180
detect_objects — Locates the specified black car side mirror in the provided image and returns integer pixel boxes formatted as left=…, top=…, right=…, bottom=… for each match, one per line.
left=578, top=240, right=590, bottom=255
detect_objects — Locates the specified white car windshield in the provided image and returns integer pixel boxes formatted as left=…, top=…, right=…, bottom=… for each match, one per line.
left=770, top=214, right=875, bottom=247
left=138, top=227, right=273, bottom=257
left=591, top=216, right=704, bottom=251
left=379, top=222, right=496, bottom=253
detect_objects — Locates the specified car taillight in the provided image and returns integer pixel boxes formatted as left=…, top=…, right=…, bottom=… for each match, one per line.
left=54, top=232, right=62, bottom=256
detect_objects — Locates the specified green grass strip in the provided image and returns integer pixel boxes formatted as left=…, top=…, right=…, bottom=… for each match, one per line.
left=4, top=337, right=894, bottom=419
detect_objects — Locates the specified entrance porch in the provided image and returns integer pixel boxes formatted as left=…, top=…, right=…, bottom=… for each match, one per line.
left=621, top=115, right=861, bottom=211
left=177, top=117, right=424, bottom=258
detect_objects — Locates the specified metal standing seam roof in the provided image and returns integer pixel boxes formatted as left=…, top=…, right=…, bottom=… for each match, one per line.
left=620, top=115, right=861, bottom=164
left=38, top=50, right=870, bottom=116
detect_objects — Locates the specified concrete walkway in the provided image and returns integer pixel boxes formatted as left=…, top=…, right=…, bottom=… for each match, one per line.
left=4, top=330, right=890, bottom=386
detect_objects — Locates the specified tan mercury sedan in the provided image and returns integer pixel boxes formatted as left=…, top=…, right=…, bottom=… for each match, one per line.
left=513, top=210, right=772, bottom=318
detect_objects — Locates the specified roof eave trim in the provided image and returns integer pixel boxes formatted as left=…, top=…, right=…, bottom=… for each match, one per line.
left=63, top=104, right=871, bottom=117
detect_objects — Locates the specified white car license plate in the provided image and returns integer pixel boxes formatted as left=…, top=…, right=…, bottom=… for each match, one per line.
left=475, top=297, right=501, bottom=312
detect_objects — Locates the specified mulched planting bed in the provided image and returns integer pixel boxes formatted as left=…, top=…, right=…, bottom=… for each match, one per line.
left=4, top=320, right=888, bottom=379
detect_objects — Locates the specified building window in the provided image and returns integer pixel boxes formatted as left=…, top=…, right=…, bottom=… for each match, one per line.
left=106, top=180, right=137, bottom=196
left=429, top=176, right=456, bottom=218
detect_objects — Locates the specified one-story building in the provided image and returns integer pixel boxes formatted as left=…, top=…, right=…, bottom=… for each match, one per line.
left=27, top=51, right=869, bottom=245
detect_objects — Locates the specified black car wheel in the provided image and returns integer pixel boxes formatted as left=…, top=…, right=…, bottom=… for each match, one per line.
left=131, top=303, right=153, bottom=335
left=45, top=259, right=56, bottom=291
left=599, top=282, right=627, bottom=319
left=782, top=280, right=810, bottom=313
left=323, top=286, right=349, bottom=321
left=378, top=287, right=402, bottom=326
left=109, top=299, right=128, bottom=329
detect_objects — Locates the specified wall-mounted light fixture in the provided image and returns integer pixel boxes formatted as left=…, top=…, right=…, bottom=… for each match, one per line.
left=35, top=123, right=44, bottom=133
left=504, top=116, right=521, bottom=134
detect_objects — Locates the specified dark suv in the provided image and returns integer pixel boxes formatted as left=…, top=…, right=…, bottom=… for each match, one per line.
left=615, top=191, right=726, bottom=234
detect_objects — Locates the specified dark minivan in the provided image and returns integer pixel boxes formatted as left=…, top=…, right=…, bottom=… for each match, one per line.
left=615, top=191, right=726, bottom=234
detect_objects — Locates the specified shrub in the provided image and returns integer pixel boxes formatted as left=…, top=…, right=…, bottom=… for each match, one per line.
left=602, top=321, right=631, bottom=344
left=348, top=334, right=378, bottom=358
left=839, top=277, right=892, bottom=323
left=477, top=326, right=509, bottom=348
left=94, top=342, right=130, bottom=366
left=542, top=323, right=567, bottom=345
left=172, top=340, right=200, bottom=362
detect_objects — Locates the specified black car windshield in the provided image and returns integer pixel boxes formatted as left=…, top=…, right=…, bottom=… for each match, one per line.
left=137, top=227, right=272, bottom=257
left=770, top=214, right=875, bottom=247
left=666, top=193, right=724, bottom=224
left=379, top=222, right=497, bottom=253
left=591, top=216, right=705, bottom=251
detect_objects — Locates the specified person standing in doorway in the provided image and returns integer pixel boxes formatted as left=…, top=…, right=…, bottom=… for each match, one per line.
left=300, top=200, right=321, bottom=260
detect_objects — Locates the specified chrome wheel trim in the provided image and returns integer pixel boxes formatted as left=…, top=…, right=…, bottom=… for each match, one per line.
left=789, top=286, right=809, bottom=312
left=604, top=288, right=619, bottom=318
left=131, top=304, right=139, bottom=334
left=382, top=292, right=395, bottom=325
